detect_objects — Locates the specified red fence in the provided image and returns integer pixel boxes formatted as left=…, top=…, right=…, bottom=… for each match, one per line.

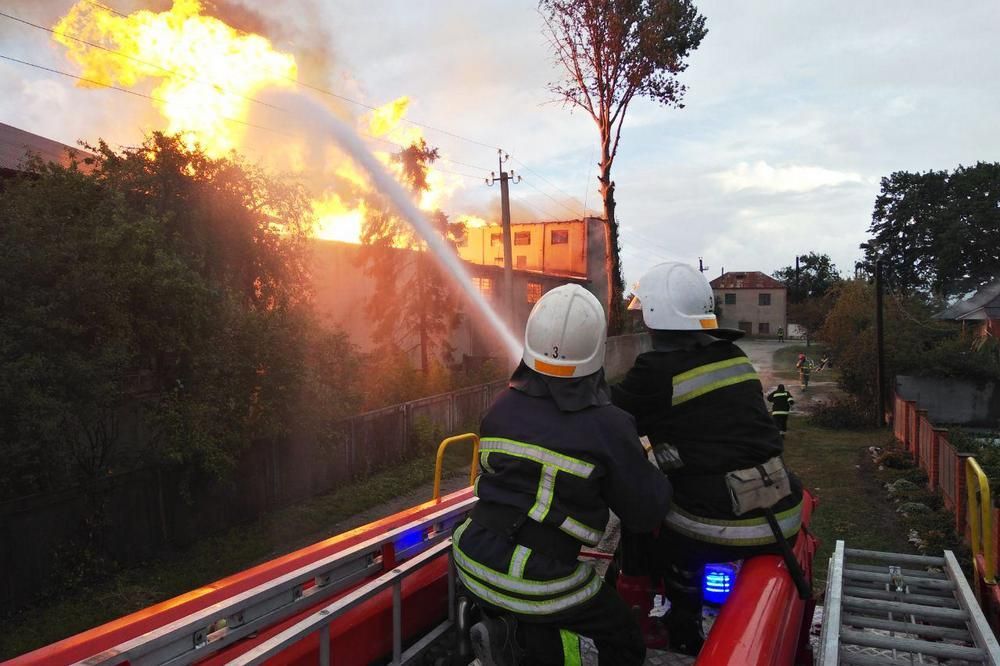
left=892, top=394, right=972, bottom=533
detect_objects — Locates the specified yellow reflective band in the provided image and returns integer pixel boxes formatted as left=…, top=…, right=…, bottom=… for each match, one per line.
left=528, top=466, right=557, bottom=522
left=480, top=438, right=595, bottom=477
left=458, top=566, right=602, bottom=615
left=672, top=357, right=758, bottom=406
left=663, top=502, right=802, bottom=546
left=453, top=520, right=594, bottom=596
left=480, top=451, right=494, bottom=474
left=561, top=629, right=583, bottom=666
left=509, top=545, right=531, bottom=579
left=699, top=318, right=719, bottom=329
left=559, top=516, right=603, bottom=546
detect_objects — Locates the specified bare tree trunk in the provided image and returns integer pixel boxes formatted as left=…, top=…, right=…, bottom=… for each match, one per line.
left=598, top=149, right=625, bottom=335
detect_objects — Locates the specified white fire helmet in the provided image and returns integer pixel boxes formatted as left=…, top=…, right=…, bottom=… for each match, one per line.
left=522, top=284, right=606, bottom=378
left=628, top=262, right=730, bottom=333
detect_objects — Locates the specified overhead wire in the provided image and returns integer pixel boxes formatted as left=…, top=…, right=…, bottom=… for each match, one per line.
left=7, top=3, right=588, bottom=220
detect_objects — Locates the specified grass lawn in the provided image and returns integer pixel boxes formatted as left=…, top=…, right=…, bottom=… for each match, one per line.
left=0, top=444, right=476, bottom=660
left=782, top=416, right=916, bottom=594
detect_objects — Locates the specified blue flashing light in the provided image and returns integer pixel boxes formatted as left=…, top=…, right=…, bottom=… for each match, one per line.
left=394, top=528, right=426, bottom=553
left=703, top=563, right=738, bottom=605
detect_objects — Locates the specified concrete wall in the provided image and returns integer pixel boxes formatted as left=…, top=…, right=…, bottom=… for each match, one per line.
left=605, top=333, right=652, bottom=379
left=713, top=287, right=787, bottom=336
left=896, top=375, right=1000, bottom=426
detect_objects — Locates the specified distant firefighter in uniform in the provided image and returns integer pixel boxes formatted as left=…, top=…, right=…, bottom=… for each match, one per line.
left=767, top=384, right=794, bottom=434
left=612, top=262, right=804, bottom=656
left=458, top=284, right=672, bottom=666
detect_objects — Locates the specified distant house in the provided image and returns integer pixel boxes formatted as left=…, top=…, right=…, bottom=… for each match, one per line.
left=934, top=280, right=1000, bottom=346
left=0, top=122, right=91, bottom=180
left=710, top=271, right=787, bottom=337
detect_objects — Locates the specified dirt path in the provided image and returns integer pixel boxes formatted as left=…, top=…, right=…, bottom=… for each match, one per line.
left=736, top=338, right=841, bottom=413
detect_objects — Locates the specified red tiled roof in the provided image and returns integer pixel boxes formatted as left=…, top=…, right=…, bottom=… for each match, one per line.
left=710, top=271, right=786, bottom=290
left=0, top=123, right=92, bottom=173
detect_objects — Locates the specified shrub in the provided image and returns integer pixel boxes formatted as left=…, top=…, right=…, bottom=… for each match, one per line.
left=809, top=396, right=876, bottom=429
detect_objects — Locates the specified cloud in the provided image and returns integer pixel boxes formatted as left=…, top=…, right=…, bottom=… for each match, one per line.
left=714, top=161, right=863, bottom=194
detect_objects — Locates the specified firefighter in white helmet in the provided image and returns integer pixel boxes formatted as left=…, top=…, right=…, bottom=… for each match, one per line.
left=458, top=284, right=672, bottom=666
left=612, top=262, right=805, bottom=656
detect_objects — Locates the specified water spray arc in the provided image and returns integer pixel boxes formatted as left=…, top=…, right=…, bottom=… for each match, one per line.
left=285, top=92, right=523, bottom=362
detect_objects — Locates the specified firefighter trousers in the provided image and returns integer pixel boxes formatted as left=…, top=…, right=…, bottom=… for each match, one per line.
left=479, top=581, right=645, bottom=666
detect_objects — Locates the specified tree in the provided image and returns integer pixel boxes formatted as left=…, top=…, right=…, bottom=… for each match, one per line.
left=0, top=134, right=361, bottom=499
left=773, top=252, right=842, bottom=304
left=863, top=163, right=1000, bottom=299
left=540, top=0, right=707, bottom=334
left=359, top=139, right=463, bottom=375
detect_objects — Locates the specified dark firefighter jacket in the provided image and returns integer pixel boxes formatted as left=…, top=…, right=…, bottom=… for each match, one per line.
left=767, top=389, right=794, bottom=415
left=611, top=332, right=802, bottom=547
left=455, top=366, right=672, bottom=616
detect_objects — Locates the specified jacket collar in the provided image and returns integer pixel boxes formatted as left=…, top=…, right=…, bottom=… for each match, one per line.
left=509, top=361, right=612, bottom=412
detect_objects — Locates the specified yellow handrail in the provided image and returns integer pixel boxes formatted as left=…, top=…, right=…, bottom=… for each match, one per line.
left=966, top=457, right=996, bottom=585
left=432, top=433, right=480, bottom=501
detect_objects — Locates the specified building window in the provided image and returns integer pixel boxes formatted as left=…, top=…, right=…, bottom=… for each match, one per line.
left=472, top=276, right=494, bottom=296
left=527, top=282, right=542, bottom=303
left=514, top=231, right=531, bottom=245
left=551, top=229, right=569, bottom=245
left=490, top=233, right=501, bottom=247
left=759, top=293, right=771, bottom=306
left=724, top=293, right=736, bottom=305
left=758, top=322, right=770, bottom=335
left=516, top=255, right=527, bottom=268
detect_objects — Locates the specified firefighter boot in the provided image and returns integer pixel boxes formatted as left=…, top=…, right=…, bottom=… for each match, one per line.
left=470, top=614, right=520, bottom=666
left=617, top=574, right=669, bottom=648
left=663, top=564, right=705, bottom=656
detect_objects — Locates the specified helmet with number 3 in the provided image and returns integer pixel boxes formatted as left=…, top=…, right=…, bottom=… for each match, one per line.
left=522, top=284, right=606, bottom=378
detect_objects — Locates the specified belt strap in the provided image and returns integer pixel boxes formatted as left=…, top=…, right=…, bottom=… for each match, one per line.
left=471, top=501, right=581, bottom=563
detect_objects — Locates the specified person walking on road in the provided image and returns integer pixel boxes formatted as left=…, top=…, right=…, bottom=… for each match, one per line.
left=777, top=327, right=784, bottom=343
left=767, top=384, right=794, bottom=434
left=796, top=354, right=813, bottom=389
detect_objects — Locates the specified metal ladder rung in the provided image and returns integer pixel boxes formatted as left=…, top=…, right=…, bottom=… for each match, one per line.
left=843, top=567, right=955, bottom=591
left=840, top=628, right=987, bottom=660
left=841, top=613, right=973, bottom=642
left=842, top=585, right=960, bottom=608
left=841, top=596, right=969, bottom=622
left=844, top=548, right=946, bottom=567
left=842, top=579, right=956, bottom=600
left=845, top=563, right=949, bottom=581
left=838, top=649, right=951, bottom=666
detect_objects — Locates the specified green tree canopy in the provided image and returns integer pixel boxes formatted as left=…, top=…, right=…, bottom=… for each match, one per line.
left=773, top=252, right=842, bottom=303
left=0, top=134, right=360, bottom=499
left=862, top=162, right=1000, bottom=299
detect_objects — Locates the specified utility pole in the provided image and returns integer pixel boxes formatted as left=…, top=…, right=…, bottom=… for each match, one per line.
left=794, top=255, right=801, bottom=304
left=875, top=258, right=886, bottom=427
left=486, top=150, right=520, bottom=327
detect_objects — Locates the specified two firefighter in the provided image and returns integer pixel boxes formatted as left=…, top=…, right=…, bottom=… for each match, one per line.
left=460, top=264, right=804, bottom=664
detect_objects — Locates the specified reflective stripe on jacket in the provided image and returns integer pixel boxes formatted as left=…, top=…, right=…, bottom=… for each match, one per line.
left=767, top=390, right=794, bottom=416
left=663, top=501, right=803, bottom=546
left=460, top=387, right=672, bottom=615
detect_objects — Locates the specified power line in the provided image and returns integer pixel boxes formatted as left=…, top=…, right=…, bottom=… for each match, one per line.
left=519, top=176, right=582, bottom=219
left=510, top=156, right=585, bottom=217
left=0, top=9, right=495, bottom=173
left=78, top=0, right=503, bottom=153
left=0, top=54, right=285, bottom=136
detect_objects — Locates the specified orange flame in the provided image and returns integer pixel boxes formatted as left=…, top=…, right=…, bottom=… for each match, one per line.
left=53, top=0, right=296, bottom=156
left=52, top=2, right=476, bottom=245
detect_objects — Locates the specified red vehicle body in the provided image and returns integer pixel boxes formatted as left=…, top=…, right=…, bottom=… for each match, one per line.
left=8, top=488, right=818, bottom=666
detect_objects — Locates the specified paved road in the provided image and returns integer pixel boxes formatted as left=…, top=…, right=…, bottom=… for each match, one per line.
left=736, top=338, right=841, bottom=413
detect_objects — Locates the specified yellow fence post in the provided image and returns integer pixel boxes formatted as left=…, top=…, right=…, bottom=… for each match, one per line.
left=432, top=433, right=480, bottom=502
left=966, top=457, right=997, bottom=587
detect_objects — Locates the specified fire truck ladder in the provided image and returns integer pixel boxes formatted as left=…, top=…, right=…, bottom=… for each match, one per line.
left=818, top=541, right=1000, bottom=665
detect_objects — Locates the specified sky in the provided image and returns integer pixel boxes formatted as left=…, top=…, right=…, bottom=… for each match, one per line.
left=2, top=0, right=999, bottom=288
